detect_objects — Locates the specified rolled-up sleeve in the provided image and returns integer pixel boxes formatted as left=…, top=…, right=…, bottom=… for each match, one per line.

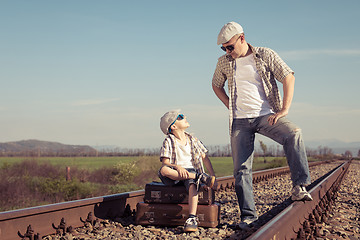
left=160, top=138, right=171, bottom=161
left=267, top=48, right=294, bottom=83
left=212, top=58, right=227, bottom=88
left=196, top=139, right=208, bottom=155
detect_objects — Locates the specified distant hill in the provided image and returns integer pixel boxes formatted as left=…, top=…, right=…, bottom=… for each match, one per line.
left=306, top=139, right=360, bottom=156
left=0, top=139, right=96, bottom=155
left=255, top=136, right=359, bottom=156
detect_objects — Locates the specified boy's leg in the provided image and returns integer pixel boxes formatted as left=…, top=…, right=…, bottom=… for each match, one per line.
left=159, top=166, right=196, bottom=181
left=184, top=181, right=199, bottom=232
left=188, top=183, right=198, bottom=215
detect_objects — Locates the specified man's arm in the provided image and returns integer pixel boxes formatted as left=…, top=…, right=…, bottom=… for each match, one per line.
left=267, top=73, right=295, bottom=125
left=212, top=84, right=229, bottom=109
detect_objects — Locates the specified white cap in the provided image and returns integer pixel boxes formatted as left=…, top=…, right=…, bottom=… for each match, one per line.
left=217, top=21, right=244, bottom=45
left=160, top=109, right=181, bottom=135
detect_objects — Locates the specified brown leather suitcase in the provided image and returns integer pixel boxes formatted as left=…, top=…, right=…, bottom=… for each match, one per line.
left=135, top=202, right=220, bottom=228
left=144, top=181, right=215, bottom=205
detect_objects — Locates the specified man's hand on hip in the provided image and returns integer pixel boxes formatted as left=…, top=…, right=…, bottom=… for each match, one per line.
left=267, top=109, right=288, bottom=125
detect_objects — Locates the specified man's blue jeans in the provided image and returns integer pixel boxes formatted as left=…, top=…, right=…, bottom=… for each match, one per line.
left=230, top=114, right=311, bottom=221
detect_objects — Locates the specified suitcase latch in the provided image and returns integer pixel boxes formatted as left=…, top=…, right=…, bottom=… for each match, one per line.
left=198, top=192, right=204, bottom=199
left=150, top=191, right=161, bottom=199
left=145, top=211, right=155, bottom=223
left=164, top=193, right=174, bottom=200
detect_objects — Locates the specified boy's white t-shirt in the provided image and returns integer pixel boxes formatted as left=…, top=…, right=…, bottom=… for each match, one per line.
left=233, top=53, right=273, bottom=118
left=174, top=139, right=194, bottom=169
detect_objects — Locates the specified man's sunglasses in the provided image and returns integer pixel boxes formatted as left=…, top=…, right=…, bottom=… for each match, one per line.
left=168, top=114, right=184, bottom=133
left=220, top=35, right=241, bottom=52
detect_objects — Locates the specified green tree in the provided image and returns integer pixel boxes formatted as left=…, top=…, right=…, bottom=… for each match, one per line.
left=259, top=140, right=267, bottom=163
left=112, top=162, right=137, bottom=184
left=344, top=150, right=352, bottom=159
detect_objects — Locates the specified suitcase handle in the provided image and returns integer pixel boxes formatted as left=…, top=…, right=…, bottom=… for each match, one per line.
left=162, top=213, right=186, bottom=219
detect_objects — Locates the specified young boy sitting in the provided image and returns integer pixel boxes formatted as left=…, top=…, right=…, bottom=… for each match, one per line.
left=159, top=110, right=217, bottom=232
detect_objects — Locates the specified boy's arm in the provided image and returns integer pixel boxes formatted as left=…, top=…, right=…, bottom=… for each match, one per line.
left=161, top=157, right=190, bottom=178
left=202, top=154, right=216, bottom=177
left=202, top=153, right=217, bottom=189
left=160, top=157, right=176, bottom=168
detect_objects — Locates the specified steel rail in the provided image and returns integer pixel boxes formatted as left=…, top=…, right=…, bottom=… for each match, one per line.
left=247, top=160, right=350, bottom=240
left=0, top=160, right=329, bottom=240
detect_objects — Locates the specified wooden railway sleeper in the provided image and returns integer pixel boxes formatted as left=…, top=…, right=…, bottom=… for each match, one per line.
left=122, top=204, right=135, bottom=218
left=297, top=205, right=328, bottom=239
left=308, top=213, right=319, bottom=238
left=295, top=165, right=349, bottom=240
left=303, top=220, right=311, bottom=235
left=105, top=208, right=116, bottom=220
left=80, top=212, right=100, bottom=229
left=17, top=225, right=41, bottom=240
left=52, top=217, right=73, bottom=236
left=308, top=213, right=316, bottom=228
left=296, top=227, right=305, bottom=240
left=318, top=200, right=324, bottom=211
left=225, top=183, right=232, bottom=191
left=314, top=225, right=321, bottom=238
left=313, top=209, right=321, bottom=224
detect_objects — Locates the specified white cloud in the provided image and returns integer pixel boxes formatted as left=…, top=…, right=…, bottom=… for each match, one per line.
left=71, top=98, right=120, bottom=106
left=291, top=102, right=360, bottom=117
left=280, top=49, right=360, bottom=60
left=289, top=102, right=360, bottom=142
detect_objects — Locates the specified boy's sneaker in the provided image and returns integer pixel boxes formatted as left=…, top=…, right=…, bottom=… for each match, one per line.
left=291, top=185, right=313, bottom=201
left=184, top=216, right=199, bottom=232
left=199, top=173, right=215, bottom=188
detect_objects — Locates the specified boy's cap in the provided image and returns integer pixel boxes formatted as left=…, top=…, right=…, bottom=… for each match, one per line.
left=160, top=109, right=181, bottom=135
left=217, top=21, right=244, bottom=45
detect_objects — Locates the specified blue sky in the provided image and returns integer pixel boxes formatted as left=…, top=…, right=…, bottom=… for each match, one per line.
left=1, top=1, right=359, bottom=148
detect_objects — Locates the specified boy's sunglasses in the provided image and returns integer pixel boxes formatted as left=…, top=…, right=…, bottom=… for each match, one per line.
left=168, top=114, right=184, bottom=133
left=220, top=35, right=241, bottom=52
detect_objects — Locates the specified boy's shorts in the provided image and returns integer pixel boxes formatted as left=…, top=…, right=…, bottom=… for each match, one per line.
left=158, top=167, right=197, bottom=192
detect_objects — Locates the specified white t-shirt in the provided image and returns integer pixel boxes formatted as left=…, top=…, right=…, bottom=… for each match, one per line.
left=233, top=53, right=273, bottom=118
left=175, top=139, right=194, bottom=169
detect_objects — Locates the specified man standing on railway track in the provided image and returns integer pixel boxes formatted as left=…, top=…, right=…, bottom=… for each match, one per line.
left=212, top=21, right=313, bottom=229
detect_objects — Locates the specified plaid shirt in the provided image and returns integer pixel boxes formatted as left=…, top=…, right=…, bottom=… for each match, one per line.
left=212, top=44, right=294, bottom=135
left=160, top=132, right=207, bottom=174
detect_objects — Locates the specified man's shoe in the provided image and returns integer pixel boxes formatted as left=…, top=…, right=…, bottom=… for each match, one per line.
left=184, top=216, right=199, bottom=232
left=237, top=218, right=257, bottom=230
left=199, top=173, right=215, bottom=188
left=291, top=185, right=313, bottom=201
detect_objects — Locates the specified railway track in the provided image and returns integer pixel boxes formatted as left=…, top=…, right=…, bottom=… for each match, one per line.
left=0, top=160, right=351, bottom=240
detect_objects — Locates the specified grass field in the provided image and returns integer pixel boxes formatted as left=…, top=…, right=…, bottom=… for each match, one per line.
left=210, top=156, right=289, bottom=176
left=1, top=156, right=319, bottom=211
left=0, top=156, right=141, bottom=170
left=0, top=156, right=292, bottom=177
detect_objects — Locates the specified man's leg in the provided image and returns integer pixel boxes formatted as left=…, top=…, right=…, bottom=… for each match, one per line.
left=257, top=115, right=311, bottom=186
left=231, top=118, right=258, bottom=221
